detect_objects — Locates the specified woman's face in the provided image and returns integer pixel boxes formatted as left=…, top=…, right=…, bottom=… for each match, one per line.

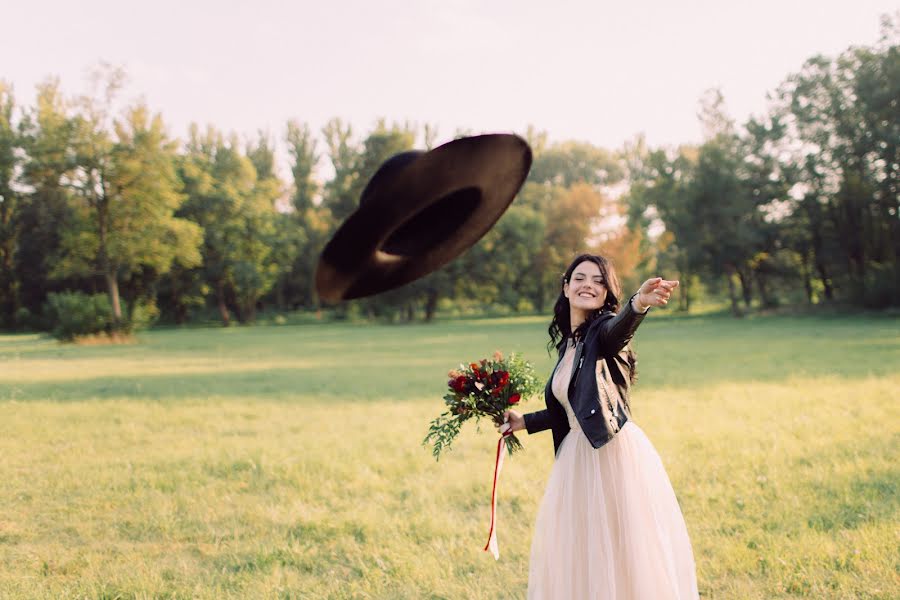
left=564, top=260, right=608, bottom=313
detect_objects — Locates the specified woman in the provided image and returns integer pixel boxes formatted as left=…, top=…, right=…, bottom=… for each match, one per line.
left=504, top=254, right=699, bottom=599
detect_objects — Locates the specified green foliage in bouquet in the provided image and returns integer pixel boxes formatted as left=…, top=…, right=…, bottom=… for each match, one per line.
left=423, top=351, right=542, bottom=460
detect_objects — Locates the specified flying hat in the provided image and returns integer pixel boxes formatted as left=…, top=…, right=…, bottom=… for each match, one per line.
left=315, top=133, right=532, bottom=302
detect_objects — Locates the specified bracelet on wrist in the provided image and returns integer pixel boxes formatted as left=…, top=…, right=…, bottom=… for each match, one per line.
left=631, top=293, right=649, bottom=314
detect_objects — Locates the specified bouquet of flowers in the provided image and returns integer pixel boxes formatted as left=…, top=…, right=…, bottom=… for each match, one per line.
left=423, top=351, right=541, bottom=460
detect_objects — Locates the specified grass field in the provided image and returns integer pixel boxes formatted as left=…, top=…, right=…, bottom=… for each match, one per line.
left=0, top=311, right=898, bottom=599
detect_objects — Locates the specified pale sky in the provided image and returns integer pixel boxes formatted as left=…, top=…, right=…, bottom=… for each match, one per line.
left=2, top=0, right=896, bottom=166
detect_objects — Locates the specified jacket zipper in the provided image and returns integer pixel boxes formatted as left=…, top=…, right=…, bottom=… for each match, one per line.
left=572, top=355, right=584, bottom=388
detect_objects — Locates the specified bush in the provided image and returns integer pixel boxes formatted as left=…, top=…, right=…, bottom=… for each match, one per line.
left=126, top=299, right=160, bottom=332
left=44, top=291, right=113, bottom=341
left=861, top=262, right=899, bottom=309
left=13, top=307, right=35, bottom=331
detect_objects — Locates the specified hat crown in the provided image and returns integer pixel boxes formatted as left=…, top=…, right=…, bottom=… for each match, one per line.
left=359, top=150, right=424, bottom=207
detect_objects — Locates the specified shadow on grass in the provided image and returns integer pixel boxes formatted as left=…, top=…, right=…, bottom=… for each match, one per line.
left=2, top=362, right=897, bottom=405
left=801, top=465, right=899, bottom=533
left=0, top=365, right=444, bottom=402
left=726, top=436, right=899, bottom=539
left=2, top=312, right=898, bottom=402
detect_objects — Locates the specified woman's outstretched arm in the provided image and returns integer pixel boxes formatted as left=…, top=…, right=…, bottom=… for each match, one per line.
left=596, top=278, right=679, bottom=357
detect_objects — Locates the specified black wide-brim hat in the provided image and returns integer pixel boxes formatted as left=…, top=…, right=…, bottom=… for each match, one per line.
left=315, top=133, right=532, bottom=302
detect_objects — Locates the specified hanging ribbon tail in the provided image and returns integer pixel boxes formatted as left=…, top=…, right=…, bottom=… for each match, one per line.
left=485, top=422, right=513, bottom=560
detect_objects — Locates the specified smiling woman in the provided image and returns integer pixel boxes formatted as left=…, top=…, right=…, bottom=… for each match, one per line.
left=503, top=253, right=697, bottom=599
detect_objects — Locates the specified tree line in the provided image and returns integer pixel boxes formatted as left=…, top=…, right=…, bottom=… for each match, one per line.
left=627, top=18, right=899, bottom=313
left=0, top=17, right=896, bottom=333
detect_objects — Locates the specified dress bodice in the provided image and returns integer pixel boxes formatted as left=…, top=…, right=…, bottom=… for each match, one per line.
left=551, top=338, right=582, bottom=431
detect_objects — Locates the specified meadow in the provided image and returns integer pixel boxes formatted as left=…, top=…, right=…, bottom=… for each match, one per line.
left=0, top=311, right=897, bottom=599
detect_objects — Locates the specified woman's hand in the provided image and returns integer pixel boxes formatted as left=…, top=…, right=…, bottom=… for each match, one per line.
left=502, top=409, right=526, bottom=433
left=634, top=277, right=679, bottom=311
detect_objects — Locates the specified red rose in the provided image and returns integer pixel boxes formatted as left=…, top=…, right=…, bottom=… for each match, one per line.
left=470, top=362, right=479, bottom=370
left=449, top=376, right=467, bottom=393
left=508, top=393, right=521, bottom=405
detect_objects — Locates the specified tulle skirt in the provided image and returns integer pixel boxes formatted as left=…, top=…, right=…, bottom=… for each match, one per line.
left=528, top=421, right=699, bottom=600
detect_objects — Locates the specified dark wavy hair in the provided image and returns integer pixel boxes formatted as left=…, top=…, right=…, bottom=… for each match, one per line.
left=547, top=253, right=638, bottom=382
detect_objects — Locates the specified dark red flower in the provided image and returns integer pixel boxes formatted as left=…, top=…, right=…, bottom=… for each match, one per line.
left=508, top=393, right=521, bottom=405
left=449, top=375, right=469, bottom=393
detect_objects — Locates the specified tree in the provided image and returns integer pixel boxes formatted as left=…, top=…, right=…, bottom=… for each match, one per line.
left=283, top=120, right=326, bottom=310
left=236, top=133, right=283, bottom=321
left=15, top=80, right=79, bottom=323
left=36, top=67, right=202, bottom=328
left=528, top=139, right=624, bottom=187
left=321, top=118, right=359, bottom=224
left=770, top=21, right=900, bottom=306
left=461, top=204, right=546, bottom=313
left=0, top=82, right=19, bottom=326
left=178, top=127, right=280, bottom=324
left=625, top=143, right=702, bottom=312
left=286, top=120, right=318, bottom=214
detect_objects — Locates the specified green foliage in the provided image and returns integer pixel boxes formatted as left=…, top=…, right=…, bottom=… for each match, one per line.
left=527, top=138, right=624, bottom=187
left=621, top=19, right=900, bottom=313
left=0, top=81, right=20, bottom=328
left=43, top=291, right=111, bottom=340
left=22, top=69, right=202, bottom=328
left=5, top=22, right=900, bottom=334
left=860, top=261, right=897, bottom=308
left=13, top=307, right=33, bottom=330
left=178, top=127, right=280, bottom=324
left=285, top=120, right=318, bottom=213
left=126, top=298, right=160, bottom=332
left=320, top=117, right=358, bottom=223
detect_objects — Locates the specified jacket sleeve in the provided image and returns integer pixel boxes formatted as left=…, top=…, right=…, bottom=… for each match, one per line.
left=595, top=294, right=648, bottom=358
left=524, top=409, right=551, bottom=434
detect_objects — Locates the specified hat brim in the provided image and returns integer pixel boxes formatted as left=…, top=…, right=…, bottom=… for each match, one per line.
left=316, top=133, right=532, bottom=302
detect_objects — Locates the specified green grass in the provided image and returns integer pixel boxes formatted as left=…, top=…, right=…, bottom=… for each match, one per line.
left=0, top=312, right=898, bottom=599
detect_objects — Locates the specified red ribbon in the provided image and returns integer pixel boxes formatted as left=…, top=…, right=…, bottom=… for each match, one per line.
left=484, top=424, right=513, bottom=560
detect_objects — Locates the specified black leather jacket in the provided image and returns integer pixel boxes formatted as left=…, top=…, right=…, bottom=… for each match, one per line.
left=524, top=297, right=648, bottom=455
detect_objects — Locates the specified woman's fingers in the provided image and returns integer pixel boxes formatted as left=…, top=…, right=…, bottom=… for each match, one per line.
left=654, top=279, right=677, bottom=290
left=652, top=279, right=679, bottom=294
left=637, top=278, right=679, bottom=308
left=658, top=280, right=679, bottom=304
left=501, top=410, right=524, bottom=433
left=639, top=278, right=661, bottom=296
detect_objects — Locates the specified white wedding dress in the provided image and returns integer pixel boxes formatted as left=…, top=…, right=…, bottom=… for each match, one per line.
left=528, top=340, right=700, bottom=599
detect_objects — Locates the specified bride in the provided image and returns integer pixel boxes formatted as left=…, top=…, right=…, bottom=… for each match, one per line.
left=503, top=253, right=699, bottom=599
